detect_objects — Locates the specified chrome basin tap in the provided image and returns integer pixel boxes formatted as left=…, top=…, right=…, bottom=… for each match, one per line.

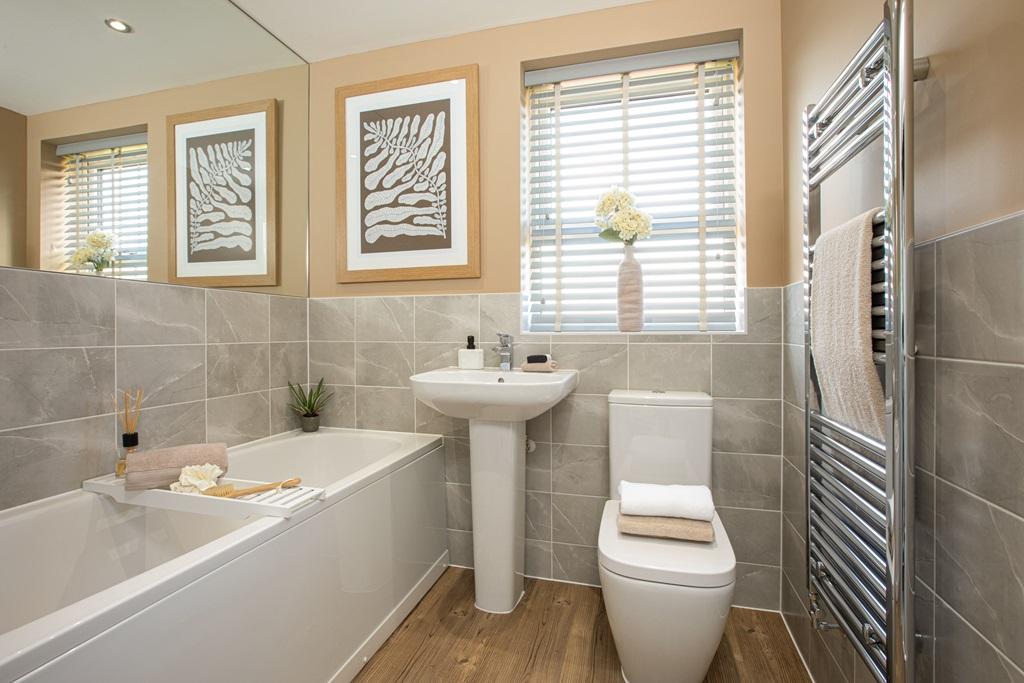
left=493, top=333, right=513, bottom=371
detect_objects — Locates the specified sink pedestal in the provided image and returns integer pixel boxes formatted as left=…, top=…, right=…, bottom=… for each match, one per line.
left=409, top=367, right=578, bottom=614
left=468, top=419, right=525, bottom=613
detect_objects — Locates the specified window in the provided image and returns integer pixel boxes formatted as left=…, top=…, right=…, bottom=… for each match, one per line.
left=523, top=47, right=742, bottom=332
left=59, top=138, right=148, bottom=279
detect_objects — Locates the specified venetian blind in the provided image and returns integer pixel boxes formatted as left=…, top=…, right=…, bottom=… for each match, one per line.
left=523, top=57, right=742, bottom=332
left=61, top=142, right=149, bottom=279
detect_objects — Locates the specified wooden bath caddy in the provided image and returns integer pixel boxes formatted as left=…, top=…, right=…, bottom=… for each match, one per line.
left=82, top=474, right=325, bottom=518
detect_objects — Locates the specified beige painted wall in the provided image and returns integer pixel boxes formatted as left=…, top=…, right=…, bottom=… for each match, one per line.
left=0, top=106, right=26, bottom=267
left=309, top=0, right=785, bottom=297
left=781, top=0, right=1024, bottom=283
left=25, top=65, right=309, bottom=296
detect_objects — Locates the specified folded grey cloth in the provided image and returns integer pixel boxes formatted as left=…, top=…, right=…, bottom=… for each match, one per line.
left=125, top=443, right=228, bottom=491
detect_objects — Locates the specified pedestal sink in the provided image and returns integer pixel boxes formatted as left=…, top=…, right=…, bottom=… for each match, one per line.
left=410, top=367, right=578, bottom=612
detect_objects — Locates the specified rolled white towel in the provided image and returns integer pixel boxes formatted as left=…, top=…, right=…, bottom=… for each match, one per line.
left=618, top=481, right=715, bottom=521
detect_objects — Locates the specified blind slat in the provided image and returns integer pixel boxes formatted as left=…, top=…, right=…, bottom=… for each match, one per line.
left=524, top=59, right=742, bottom=333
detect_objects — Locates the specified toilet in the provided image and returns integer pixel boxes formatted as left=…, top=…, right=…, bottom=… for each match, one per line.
left=598, top=390, right=736, bottom=683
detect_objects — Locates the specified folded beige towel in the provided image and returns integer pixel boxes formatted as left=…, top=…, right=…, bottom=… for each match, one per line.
left=125, top=443, right=228, bottom=491
left=521, top=360, right=559, bottom=372
left=617, top=513, right=715, bottom=543
left=810, top=207, right=886, bottom=441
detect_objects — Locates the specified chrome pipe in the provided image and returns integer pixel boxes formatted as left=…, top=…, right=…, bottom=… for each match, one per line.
left=812, top=538, right=887, bottom=623
left=884, top=1, right=915, bottom=680
left=811, top=576, right=888, bottom=682
left=809, top=22, right=886, bottom=122
left=809, top=70, right=884, bottom=155
left=810, top=434, right=886, bottom=491
left=810, top=410, right=887, bottom=458
left=811, top=484, right=888, bottom=563
left=913, top=57, right=931, bottom=81
left=810, top=539, right=887, bottom=634
left=808, top=116, right=883, bottom=187
left=810, top=450, right=887, bottom=521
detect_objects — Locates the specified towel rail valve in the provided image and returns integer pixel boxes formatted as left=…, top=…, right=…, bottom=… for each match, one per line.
left=811, top=558, right=829, bottom=580
left=807, top=588, right=839, bottom=632
left=860, top=58, right=883, bottom=87
left=862, top=623, right=883, bottom=648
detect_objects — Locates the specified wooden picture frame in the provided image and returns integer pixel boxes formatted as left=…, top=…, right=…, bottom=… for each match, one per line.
left=335, top=64, right=480, bottom=283
left=167, top=99, right=278, bottom=287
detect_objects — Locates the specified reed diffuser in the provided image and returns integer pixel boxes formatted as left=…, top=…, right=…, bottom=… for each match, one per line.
left=114, top=389, right=144, bottom=478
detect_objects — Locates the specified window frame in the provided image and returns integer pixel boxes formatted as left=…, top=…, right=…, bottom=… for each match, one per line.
left=521, top=51, right=745, bottom=335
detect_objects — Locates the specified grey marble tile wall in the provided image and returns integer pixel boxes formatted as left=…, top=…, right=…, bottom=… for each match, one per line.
left=309, top=288, right=785, bottom=607
left=0, top=268, right=309, bottom=510
left=781, top=211, right=1024, bottom=683
left=915, top=212, right=1024, bottom=683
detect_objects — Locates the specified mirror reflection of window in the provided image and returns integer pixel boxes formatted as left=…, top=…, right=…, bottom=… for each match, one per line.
left=57, top=138, right=148, bottom=280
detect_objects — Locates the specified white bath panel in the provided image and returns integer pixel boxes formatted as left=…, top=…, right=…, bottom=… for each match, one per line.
left=82, top=474, right=325, bottom=518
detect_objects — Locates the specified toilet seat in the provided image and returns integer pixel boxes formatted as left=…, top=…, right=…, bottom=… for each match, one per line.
left=598, top=501, right=736, bottom=588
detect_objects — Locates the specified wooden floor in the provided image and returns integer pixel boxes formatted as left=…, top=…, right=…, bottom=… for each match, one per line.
left=355, top=568, right=810, bottom=682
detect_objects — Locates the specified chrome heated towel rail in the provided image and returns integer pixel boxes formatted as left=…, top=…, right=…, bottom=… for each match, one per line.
left=802, top=2, right=928, bottom=681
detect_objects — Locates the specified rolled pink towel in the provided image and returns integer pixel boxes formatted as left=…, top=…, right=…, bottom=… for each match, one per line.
left=125, top=443, right=228, bottom=490
left=521, top=360, right=558, bottom=372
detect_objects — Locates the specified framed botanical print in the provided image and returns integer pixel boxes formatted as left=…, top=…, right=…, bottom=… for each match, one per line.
left=167, top=99, right=277, bottom=287
left=335, top=64, right=480, bottom=283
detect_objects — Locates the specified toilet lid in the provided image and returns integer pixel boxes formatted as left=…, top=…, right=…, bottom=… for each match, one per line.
left=598, top=501, right=736, bottom=588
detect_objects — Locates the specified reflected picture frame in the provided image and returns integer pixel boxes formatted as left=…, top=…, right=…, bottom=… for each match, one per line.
left=335, top=65, right=480, bottom=283
left=167, top=99, right=278, bottom=287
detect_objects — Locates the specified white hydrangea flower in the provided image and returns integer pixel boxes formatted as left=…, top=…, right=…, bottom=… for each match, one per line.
left=595, top=187, right=652, bottom=245
left=595, top=187, right=635, bottom=224
left=173, top=463, right=224, bottom=493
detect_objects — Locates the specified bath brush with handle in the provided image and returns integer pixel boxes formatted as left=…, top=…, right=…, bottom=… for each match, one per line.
left=203, top=477, right=302, bottom=499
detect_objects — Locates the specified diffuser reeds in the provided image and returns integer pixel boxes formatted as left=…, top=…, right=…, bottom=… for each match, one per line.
left=116, top=389, right=144, bottom=434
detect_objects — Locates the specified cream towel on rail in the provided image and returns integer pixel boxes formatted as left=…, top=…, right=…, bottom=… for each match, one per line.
left=810, top=208, right=886, bottom=441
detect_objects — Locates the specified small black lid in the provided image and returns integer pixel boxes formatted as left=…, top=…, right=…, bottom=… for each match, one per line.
left=467, top=335, right=476, bottom=349
left=122, top=432, right=139, bottom=448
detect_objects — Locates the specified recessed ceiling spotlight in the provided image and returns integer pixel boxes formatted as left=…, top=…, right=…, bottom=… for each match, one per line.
left=104, top=18, right=133, bottom=33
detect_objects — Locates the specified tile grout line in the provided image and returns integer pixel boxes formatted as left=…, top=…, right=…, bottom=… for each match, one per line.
left=929, top=245, right=938, bottom=683
left=778, top=287, right=786, bottom=610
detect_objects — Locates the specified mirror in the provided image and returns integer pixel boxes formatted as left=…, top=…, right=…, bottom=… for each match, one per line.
left=0, top=0, right=309, bottom=296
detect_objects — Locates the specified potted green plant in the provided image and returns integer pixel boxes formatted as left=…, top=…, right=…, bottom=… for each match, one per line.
left=287, top=378, right=333, bottom=432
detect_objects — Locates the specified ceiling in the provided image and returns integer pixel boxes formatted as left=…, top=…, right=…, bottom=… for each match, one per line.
left=0, top=0, right=302, bottom=115
left=232, top=0, right=649, bottom=63
left=0, top=0, right=647, bottom=116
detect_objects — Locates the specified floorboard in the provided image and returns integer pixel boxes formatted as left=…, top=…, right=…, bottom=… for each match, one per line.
left=355, top=567, right=811, bottom=682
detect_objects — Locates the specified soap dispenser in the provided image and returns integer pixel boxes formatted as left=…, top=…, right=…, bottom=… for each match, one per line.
left=458, top=336, right=484, bottom=369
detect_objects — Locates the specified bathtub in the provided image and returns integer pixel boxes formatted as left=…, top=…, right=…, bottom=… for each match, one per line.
left=0, top=428, right=446, bottom=683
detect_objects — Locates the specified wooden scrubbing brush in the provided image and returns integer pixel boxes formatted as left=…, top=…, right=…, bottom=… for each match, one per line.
left=202, top=477, right=302, bottom=499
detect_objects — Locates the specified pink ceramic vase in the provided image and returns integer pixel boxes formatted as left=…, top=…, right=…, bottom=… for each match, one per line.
left=617, top=244, right=644, bottom=332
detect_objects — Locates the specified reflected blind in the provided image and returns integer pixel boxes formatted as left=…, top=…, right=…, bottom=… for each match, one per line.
left=61, top=143, right=148, bottom=279
left=524, top=58, right=741, bottom=332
